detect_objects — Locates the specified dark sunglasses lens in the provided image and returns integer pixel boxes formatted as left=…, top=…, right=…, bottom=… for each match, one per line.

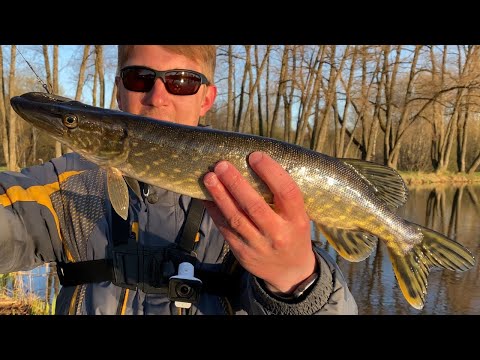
left=122, top=68, right=155, bottom=92
left=164, top=71, right=202, bottom=95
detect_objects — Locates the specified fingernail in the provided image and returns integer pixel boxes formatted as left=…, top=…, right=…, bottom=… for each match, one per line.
left=215, top=161, right=228, bottom=175
left=249, top=152, right=263, bottom=165
left=204, top=173, right=218, bottom=186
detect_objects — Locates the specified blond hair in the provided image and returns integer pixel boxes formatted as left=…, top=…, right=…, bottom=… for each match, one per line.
left=117, top=45, right=216, bottom=83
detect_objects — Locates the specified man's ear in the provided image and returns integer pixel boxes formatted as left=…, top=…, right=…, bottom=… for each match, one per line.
left=200, top=85, right=217, bottom=117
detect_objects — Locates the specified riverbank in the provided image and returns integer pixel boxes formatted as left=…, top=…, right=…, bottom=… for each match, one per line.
left=0, top=282, right=52, bottom=315
left=399, top=171, right=480, bottom=186
left=0, top=293, right=33, bottom=315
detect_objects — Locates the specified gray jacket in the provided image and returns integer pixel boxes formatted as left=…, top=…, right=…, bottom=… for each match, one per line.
left=0, top=152, right=357, bottom=315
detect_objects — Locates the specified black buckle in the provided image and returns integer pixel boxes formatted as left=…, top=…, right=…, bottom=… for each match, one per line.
left=111, top=244, right=139, bottom=291
left=111, top=244, right=198, bottom=295
left=139, top=247, right=173, bottom=294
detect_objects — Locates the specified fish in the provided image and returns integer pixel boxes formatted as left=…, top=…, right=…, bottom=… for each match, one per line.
left=10, top=91, right=475, bottom=310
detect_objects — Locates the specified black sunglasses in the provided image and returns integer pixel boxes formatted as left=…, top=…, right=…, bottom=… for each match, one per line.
left=120, top=66, right=210, bottom=96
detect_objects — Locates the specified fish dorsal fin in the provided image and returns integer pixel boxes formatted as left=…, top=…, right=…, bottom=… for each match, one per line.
left=124, top=176, right=142, bottom=200
left=314, top=222, right=377, bottom=262
left=342, top=158, right=408, bottom=210
left=106, top=167, right=129, bottom=220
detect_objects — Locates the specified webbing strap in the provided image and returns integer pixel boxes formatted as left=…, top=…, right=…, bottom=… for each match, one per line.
left=57, top=193, right=211, bottom=309
left=111, top=203, right=131, bottom=314
left=176, top=198, right=205, bottom=252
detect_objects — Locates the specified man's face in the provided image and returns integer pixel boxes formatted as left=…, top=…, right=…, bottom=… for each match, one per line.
left=116, top=45, right=216, bottom=126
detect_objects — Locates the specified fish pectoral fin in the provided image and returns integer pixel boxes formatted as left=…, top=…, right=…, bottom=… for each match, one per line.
left=314, top=223, right=377, bottom=262
left=106, top=167, right=129, bottom=220
left=387, top=224, right=475, bottom=310
left=124, top=176, right=142, bottom=200
left=341, top=159, right=408, bottom=211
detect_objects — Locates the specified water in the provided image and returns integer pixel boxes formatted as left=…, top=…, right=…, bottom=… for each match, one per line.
left=6, top=184, right=480, bottom=315
left=314, top=184, right=480, bottom=315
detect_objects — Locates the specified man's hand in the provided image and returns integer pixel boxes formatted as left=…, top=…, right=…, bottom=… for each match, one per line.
left=203, top=151, right=316, bottom=295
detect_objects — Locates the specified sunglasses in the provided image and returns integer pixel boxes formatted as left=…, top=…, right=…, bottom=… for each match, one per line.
left=119, top=66, right=210, bottom=95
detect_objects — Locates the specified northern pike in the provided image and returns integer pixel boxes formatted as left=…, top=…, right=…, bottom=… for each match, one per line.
left=10, top=92, right=475, bottom=310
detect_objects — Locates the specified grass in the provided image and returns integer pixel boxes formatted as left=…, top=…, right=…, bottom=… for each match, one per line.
left=0, top=290, right=52, bottom=315
left=0, top=166, right=6, bottom=171
left=0, top=273, right=54, bottom=315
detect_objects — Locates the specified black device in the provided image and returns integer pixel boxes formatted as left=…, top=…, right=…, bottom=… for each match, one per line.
left=168, top=262, right=203, bottom=308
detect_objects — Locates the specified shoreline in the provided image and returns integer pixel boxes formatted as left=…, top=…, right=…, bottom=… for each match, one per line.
left=399, top=171, right=480, bottom=187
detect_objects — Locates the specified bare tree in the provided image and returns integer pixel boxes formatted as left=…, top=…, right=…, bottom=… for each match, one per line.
left=0, top=46, right=7, bottom=166
left=95, top=45, right=105, bottom=108
left=235, top=46, right=249, bottom=132
left=336, top=46, right=358, bottom=158
left=75, top=45, right=91, bottom=101
left=226, top=45, right=235, bottom=131
left=312, top=45, right=348, bottom=153
left=110, top=83, right=117, bottom=110
left=270, top=45, right=289, bottom=138
left=242, top=45, right=270, bottom=135
left=292, top=45, right=324, bottom=148
left=457, top=46, right=480, bottom=172
left=7, top=46, right=18, bottom=171
left=43, top=45, right=62, bottom=157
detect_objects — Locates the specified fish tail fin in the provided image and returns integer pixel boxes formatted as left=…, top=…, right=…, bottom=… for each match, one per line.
left=388, top=224, right=475, bottom=310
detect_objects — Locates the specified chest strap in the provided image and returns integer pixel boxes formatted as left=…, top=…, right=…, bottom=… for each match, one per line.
left=56, top=198, right=240, bottom=297
left=177, top=198, right=205, bottom=252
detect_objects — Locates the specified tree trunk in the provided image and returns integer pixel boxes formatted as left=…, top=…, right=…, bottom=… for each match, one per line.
left=337, top=47, right=357, bottom=158
left=53, top=45, right=62, bottom=157
left=387, top=45, right=422, bottom=169
left=235, top=46, right=249, bottom=132
left=226, top=45, right=234, bottom=131
left=8, top=46, right=18, bottom=171
left=0, top=45, right=8, bottom=166
left=270, top=45, right=289, bottom=139
left=95, top=45, right=105, bottom=108
left=75, top=45, right=91, bottom=101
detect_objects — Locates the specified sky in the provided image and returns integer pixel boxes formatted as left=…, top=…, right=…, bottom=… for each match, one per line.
left=13, top=45, right=118, bottom=107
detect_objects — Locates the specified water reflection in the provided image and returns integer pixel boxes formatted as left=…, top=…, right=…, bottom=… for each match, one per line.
left=313, top=184, right=480, bottom=315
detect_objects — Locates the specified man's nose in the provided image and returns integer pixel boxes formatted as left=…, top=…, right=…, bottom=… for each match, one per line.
left=145, top=78, right=170, bottom=105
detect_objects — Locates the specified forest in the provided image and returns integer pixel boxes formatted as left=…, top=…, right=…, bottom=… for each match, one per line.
left=1, top=45, right=479, bottom=174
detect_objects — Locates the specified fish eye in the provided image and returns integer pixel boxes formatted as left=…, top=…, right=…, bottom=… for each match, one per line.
left=63, top=114, right=78, bottom=129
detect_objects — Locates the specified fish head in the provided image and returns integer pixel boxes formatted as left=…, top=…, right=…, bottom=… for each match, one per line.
left=11, top=92, right=129, bottom=166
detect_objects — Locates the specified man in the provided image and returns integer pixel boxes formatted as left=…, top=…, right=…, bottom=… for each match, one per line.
left=0, top=45, right=357, bottom=314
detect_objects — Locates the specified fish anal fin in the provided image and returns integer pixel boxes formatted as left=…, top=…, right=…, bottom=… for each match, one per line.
left=315, top=223, right=377, bottom=262
left=387, top=247, right=428, bottom=310
left=342, top=158, right=408, bottom=211
left=106, top=167, right=129, bottom=220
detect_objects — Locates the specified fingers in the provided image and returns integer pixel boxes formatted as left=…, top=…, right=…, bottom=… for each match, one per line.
left=204, top=159, right=280, bottom=235
left=201, top=153, right=315, bottom=292
left=202, top=200, right=250, bottom=256
left=248, top=151, right=308, bottom=221
left=203, top=171, right=263, bottom=244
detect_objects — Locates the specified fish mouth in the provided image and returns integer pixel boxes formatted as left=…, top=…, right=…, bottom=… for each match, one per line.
left=10, top=92, right=73, bottom=137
